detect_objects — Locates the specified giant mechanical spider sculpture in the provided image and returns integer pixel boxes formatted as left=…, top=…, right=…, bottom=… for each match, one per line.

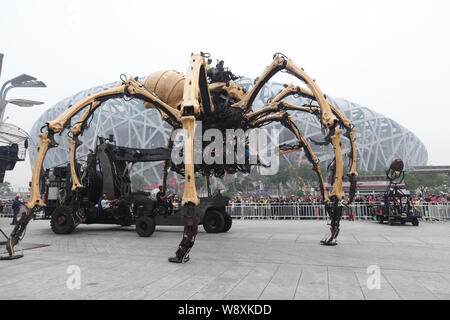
left=6, top=53, right=358, bottom=262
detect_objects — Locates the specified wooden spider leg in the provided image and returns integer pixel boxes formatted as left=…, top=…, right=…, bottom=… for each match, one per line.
left=270, top=84, right=353, bottom=132
left=321, top=129, right=347, bottom=246
left=28, top=83, right=128, bottom=208
left=180, top=53, right=214, bottom=115
left=233, top=55, right=287, bottom=113
left=169, top=53, right=210, bottom=263
left=329, top=129, right=345, bottom=201
left=250, top=112, right=347, bottom=245
left=250, top=112, right=329, bottom=203
left=270, top=84, right=359, bottom=202
left=235, top=54, right=338, bottom=131
left=167, top=116, right=199, bottom=264
left=68, top=135, right=83, bottom=190
left=246, top=100, right=319, bottom=122
left=66, top=78, right=182, bottom=193
left=26, top=133, right=55, bottom=209
left=8, top=79, right=181, bottom=258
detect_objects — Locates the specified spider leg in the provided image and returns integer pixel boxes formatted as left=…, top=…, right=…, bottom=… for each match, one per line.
left=233, top=55, right=287, bottom=113
left=319, top=130, right=346, bottom=245
left=268, top=83, right=358, bottom=202
left=246, top=100, right=319, bottom=123
left=170, top=53, right=212, bottom=263
left=250, top=111, right=347, bottom=245
left=238, top=54, right=357, bottom=246
left=65, top=78, right=182, bottom=193
left=250, top=112, right=329, bottom=203
left=180, top=53, right=214, bottom=115
left=235, top=54, right=338, bottom=130
left=10, top=79, right=182, bottom=258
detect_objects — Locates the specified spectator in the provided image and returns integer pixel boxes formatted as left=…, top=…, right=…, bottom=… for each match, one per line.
left=11, top=195, right=24, bottom=225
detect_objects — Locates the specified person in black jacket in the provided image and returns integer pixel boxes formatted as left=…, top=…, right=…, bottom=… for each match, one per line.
left=11, top=195, right=24, bottom=225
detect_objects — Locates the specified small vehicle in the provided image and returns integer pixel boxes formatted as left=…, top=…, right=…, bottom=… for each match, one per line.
left=45, top=136, right=232, bottom=236
left=375, top=159, right=421, bottom=226
left=375, top=197, right=420, bottom=226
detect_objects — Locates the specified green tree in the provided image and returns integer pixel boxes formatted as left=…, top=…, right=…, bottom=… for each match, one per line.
left=405, top=173, right=448, bottom=195
left=0, top=182, right=13, bottom=196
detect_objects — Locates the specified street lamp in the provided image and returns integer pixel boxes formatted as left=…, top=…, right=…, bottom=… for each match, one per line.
left=0, top=73, right=47, bottom=121
left=0, top=54, right=46, bottom=183
left=6, top=99, right=44, bottom=107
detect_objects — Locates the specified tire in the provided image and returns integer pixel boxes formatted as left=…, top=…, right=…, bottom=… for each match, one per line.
left=378, top=217, right=384, bottom=224
left=401, top=220, right=406, bottom=225
left=389, top=219, right=395, bottom=225
left=50, top=207, right=76, bottom=234
left=222, top=213, right=232, bottom=232
left=136, top=216, right=156, bottom=237
left=412, top=218, right=419, bottom=226
left=203, top=210, right=225, bottom=233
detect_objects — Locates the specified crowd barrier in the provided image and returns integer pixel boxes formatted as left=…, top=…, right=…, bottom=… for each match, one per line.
left=226, top=202, right=450, bottom=221
left=1, top=203, right=449, bottom=222
left=0, top=205, right=14, bottom=218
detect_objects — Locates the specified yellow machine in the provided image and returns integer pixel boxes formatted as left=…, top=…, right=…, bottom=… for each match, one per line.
left=5, top=53, right=357, bottom=262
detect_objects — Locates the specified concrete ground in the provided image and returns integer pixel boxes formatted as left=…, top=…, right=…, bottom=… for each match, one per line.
left=0, top=217, right=449, bottom=300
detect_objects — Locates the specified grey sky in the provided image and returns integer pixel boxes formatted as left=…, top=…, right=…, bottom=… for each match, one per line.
left=1, top=0, right=449, bottom=189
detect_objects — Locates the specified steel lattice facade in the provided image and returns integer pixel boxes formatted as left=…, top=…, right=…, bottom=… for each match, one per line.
left=29, top=78, right=428, bottom=187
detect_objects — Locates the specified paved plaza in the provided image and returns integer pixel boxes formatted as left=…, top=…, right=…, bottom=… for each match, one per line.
left=0, top=217, right=449, bottom=300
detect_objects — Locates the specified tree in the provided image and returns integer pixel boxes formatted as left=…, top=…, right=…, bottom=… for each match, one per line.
left=405, top=173, right=448, bottom=195
left=0, top=182, right=13, bottom=196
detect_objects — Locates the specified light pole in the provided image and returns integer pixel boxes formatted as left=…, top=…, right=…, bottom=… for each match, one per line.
left=0, top=54, right=46, bottom=183
left=0, top=54, right=46, bottom=122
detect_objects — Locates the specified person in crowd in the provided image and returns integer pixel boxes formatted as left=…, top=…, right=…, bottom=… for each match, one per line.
left=11, top=195, right=24, bottom=225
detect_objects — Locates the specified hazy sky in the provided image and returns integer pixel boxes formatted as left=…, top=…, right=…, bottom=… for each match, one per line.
left=1, top=0, right=449, bottom=189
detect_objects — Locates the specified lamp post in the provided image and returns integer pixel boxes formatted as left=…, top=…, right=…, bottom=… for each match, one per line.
left=0, top=54, right=46, bottom=121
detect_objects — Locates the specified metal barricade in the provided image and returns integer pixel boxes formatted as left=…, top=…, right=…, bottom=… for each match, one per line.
left=0, top=204, right=14, bottom=218
left=417, top=203, right=450, bottom=221
left=226, top=202, right=450, bottom=221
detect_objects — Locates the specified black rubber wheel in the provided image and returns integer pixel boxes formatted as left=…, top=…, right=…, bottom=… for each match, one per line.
left=401, top=220, right=406, bottom=225
left=222, top=213, right=232, bottom=232
left=378, top=217, right=384, bottom=224
left=50, top=207, right=76, bottom=234
left=203, top=210, right=225, bottom=233
left=412, top=218, right=419, bottom=226
left=136, top=216, right=156, bottom=237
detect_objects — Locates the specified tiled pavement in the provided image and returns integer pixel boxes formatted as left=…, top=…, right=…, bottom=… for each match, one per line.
left=0, top=218, right=449, bottom=300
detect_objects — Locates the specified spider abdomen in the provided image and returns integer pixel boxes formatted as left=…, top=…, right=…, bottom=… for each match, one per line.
left=143, top=70, right=185, bottom=111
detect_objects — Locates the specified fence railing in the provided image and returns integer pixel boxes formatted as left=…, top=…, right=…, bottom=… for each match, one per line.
left=226, top=202, right=450, bottom=221
left=1, top=202, right=449, bottom=222
left=0, top=205, right=14, bottom=218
